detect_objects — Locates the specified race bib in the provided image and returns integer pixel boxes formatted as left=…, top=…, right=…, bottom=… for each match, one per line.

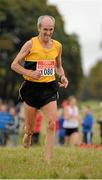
left=36, top=60, right=55, bottom=76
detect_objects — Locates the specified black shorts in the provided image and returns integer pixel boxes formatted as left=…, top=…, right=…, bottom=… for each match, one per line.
left=65, top=128, right=79, bottom=136
left=19, top=80, right=59, bottom=109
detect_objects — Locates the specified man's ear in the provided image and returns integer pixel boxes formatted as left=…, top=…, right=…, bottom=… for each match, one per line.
left=38, top=26, right=41, bottom=33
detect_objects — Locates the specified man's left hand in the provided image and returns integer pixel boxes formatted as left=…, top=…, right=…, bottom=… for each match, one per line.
left=58, top=75, right=69, bottom=88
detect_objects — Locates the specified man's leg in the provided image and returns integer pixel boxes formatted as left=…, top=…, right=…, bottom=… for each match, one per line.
left=72, top=132, right=80, bottom=146
left=83, top=132, right=86, bottom=144
left=65, top=135, right=70, bottom=146
left=11, top=133, right=18, bottom=146
left=23, top=102, right=37, bottom=148
left=42, top=101, right=57, bottom=163
left=87, top=132, right=91, bottom=144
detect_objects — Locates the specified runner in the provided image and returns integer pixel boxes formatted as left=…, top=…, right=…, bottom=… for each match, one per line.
left=11, top=15, right=68, bottom=163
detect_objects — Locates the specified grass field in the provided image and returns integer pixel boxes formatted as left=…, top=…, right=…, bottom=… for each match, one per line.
left=0, top=100, right=102, bottom=179
left=0, top=146, right=102, bottom=179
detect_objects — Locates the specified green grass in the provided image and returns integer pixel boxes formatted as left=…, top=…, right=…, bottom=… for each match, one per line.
left=0, top=100, right=102, bottom=179
left=0, top=146, right=102, bottom=179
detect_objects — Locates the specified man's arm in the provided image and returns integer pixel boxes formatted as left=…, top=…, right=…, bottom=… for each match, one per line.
left=63, top=106, right=72, bottom=120
left=11, top=40, right=41, bottom=80
left=56, top=45, right=68, bottom=88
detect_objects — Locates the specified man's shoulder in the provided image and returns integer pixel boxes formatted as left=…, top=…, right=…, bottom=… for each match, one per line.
left=52, top=39, right=62, bottom=47
left=31, top=36, right=37, bottom=40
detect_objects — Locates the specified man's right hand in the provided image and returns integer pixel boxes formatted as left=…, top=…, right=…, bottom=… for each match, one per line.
left=28, top=70, right=41, bottom=80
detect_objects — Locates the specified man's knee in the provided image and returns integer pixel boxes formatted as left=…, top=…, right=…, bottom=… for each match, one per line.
left=47, top=120, right=56, bottom=131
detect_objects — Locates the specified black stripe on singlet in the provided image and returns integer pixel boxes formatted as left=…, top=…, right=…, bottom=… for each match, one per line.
left=24, top=61, right=37, bottom=70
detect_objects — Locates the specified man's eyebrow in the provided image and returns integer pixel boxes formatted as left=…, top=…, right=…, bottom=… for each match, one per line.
left=44, top=28, right=53, bottom=30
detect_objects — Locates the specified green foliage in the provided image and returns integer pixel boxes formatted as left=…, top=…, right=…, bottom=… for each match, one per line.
left=87, top=60, right=102, bottom=99
left=58, top=33, right=83, bottom=102
left=0, top=0, right=83, bottom=101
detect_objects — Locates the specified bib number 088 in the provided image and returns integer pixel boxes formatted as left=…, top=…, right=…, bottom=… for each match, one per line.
left=43, top=68, right=54, bottom=76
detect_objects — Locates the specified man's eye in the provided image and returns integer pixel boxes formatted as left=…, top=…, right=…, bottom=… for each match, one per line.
left=44, top=29, right=47, bottom=31
left=43, top=28, right=53, bottom=31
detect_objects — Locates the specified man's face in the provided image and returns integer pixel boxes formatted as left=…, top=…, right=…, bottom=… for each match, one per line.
left=38, top=17, right=54, bottom=42
left=70, top=98, right=76, bottom=106
left=84, top=107, right=89, bottom=114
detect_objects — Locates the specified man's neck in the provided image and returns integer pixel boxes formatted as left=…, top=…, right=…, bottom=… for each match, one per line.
left=38, top=36, right=53, bottom=48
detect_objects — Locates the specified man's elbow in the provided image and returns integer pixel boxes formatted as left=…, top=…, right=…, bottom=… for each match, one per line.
left=11, top=62, right=16, bottom=71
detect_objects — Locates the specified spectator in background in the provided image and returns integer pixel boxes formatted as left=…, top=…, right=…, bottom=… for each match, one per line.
left=31, top=111, right=42, bottom=145
left=0, top=104, right=11, bottom=146
left=63, top=96, right=80, bottom=146
left=55, top=100, right=68, bottom=145
left=0, top=98, right=3, bottom=111
left=97, top=114, right=102, bottom=145
left=6, top=106, right=20, bottom=146
left=61, top=99, right=69, bottom=109
left=82, top=105, right=93, bottom=144
left=57, top=110, right=65, bottom=145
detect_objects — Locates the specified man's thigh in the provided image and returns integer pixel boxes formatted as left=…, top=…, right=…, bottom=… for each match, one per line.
left=42, top=101, right=57, bottom=118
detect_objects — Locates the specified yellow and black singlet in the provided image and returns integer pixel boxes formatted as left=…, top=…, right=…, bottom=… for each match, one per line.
left=23, top=36, right=61, bottom=83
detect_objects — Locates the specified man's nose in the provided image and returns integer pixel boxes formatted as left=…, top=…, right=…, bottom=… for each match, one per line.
left=46, top=31, right=51, bottom=35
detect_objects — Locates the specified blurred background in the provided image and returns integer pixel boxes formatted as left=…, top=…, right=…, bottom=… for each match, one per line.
left=0, top=0, right=102, bottom=146
left=0, top=0, right=102, bottom=102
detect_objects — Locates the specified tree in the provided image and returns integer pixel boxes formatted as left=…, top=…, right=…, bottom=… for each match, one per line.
left=86, top=60, right=102, bottom=99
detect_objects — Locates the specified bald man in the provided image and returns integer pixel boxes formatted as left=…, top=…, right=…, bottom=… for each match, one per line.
left=11, top=15, right=68, bottom=163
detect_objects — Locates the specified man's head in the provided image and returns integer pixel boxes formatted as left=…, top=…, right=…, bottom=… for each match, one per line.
left=68, top=96, right=77, bottom=106
left=84, top=105, right=91, bottom=114
left=1, top=104, right=8, bottom=113
left=37, top=15, right=55, bottom=42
